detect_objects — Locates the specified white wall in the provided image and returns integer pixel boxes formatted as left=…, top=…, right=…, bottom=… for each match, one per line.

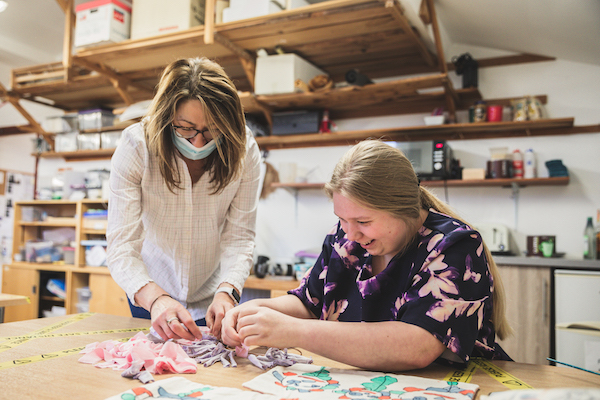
left=1, top=58, right=599, bottom=273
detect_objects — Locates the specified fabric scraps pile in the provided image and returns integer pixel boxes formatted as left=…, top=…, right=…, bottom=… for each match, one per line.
left=78, top=331, right=197, bottom=383
left=78, top=329, right=312, bottom=383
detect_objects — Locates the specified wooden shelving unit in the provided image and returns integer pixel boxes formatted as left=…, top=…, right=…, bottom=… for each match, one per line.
left=2, top=199, right=132, bottom=322
left=2, top=0, right=596, bottom=160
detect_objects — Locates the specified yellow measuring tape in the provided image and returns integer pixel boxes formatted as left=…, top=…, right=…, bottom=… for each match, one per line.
left=0, top=337, right=132, bottom=371
left=444, top=358, right=533, bottom=390
left=0, top=312, right=95, bottom=354
left=444, top=360, right=478, bottom=383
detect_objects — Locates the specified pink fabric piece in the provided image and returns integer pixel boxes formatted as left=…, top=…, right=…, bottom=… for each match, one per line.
left=79, top=332, right=197, bottom=375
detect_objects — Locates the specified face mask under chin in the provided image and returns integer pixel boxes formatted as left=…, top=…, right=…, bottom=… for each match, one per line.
left=172, top=130, right=218, bottom=160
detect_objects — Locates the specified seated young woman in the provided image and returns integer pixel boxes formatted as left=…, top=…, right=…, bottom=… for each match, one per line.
left=221, top=139, right=512, bottom=371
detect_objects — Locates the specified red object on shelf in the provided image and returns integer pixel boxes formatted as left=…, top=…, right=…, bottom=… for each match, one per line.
left=487, top=105, right=503, bottom=122
left=319, top=110, right=331, bottom=133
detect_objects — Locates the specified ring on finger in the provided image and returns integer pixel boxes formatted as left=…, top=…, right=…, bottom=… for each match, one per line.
left=166, top=317, right=179, bottom=324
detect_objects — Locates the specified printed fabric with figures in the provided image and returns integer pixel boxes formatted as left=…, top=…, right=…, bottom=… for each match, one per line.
left=106, top=365, right=479, bottom=400
left=289, top=209, right=503, bottom=364
left=243, top=364, right=479, bottom=400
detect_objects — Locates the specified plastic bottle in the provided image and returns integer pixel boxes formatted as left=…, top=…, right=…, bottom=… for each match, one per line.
left=512, top=149, right=523, bottom=178
left=524, top=148, right=536, bottom=179
left=583, top=217, right=596, bottom=259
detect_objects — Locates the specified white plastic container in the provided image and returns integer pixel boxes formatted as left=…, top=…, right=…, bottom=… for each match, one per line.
left=255, top=53, right=326, bottom=95
left=524, top=148, right=536, bottom=178
left=512, top=149, right=523, bottom=178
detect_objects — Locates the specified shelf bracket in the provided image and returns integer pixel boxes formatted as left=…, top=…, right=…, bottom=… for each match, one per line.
left=71, top=58, right=154, bottom=105
left=0, top=81, right=54, bottom=148
left=510, top=182, right=520, bottom=231
left=213, top=33, right=257, bottom=91
left=386, top=0, right=435, bottom=67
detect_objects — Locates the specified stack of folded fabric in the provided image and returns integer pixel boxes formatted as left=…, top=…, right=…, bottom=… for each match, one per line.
left=545, top=159, right=569, bottom=177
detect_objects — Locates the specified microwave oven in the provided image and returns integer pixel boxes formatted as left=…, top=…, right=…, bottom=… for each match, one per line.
left=393, top=140, right=455, bottom=180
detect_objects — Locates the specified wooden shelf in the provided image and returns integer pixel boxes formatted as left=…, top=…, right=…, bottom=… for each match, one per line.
left=255, top=118, right=579, bottom=150
left=272, top=176, right=569, bottom=189
left=11, top=0, right=437, bottom=110
left=35, top=148, right=115, bottom=161
left=422, top=176, right=570, bottom=188
left=18, top=219, right=77, bottom=227
left=271, top=182, right=326, bottom=190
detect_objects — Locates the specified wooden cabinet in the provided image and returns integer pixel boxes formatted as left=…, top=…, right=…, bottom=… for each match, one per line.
left=88, top=272, right=130, bottom=317
left=496, top=264, right=552, bottom=365
left=1, top=265, right=39, bottom=321
left=1, top=199, right=131, bottom=321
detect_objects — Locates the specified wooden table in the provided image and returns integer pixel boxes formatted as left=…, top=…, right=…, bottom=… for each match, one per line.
left=1, top=314, right=598, bottom=399
left=0, top=293, right=30, bottom=323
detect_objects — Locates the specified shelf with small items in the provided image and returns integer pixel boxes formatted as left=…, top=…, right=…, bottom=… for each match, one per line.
left=271, top=176, right=569, bottom=190
left=255, top=118, right=584, bottom=151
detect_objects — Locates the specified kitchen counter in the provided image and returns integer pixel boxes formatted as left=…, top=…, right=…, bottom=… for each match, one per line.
left=494, top=255, right=600, bottom=270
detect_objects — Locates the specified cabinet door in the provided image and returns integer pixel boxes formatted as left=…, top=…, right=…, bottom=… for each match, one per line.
left=496, top=264, right=551, bottom=364
left=88, top=274, right=131, bottom=317
left=1, top=266, right=39, bottom=322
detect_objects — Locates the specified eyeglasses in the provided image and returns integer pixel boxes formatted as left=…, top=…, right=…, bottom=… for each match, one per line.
left=172, top=124, right=216, bottom=141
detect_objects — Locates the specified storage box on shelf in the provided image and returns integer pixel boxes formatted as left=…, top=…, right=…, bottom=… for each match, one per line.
left=75, top=0, right=132, bottom=48
left=130, top=0, right=205, bottom=40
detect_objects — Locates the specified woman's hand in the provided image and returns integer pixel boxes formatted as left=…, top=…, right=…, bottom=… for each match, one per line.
left=149, top=294, right=203, bottom=341
left=206, top=291, right=237, bottom=339
left=234, top=306, right=299, bottom=349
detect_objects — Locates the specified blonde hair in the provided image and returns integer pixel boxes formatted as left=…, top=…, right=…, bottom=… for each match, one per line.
left=324, top=139, right=512, bottom=340
left=144, top=57, right=247, bottom=194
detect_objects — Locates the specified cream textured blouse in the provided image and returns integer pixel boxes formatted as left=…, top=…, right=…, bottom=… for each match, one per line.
left=106, top=122, right=261, bottom=320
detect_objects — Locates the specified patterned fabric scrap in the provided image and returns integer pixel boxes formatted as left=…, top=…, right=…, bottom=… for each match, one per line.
left=104, top=376, right=280, bottom=400
left=79, top=332, right=197, bottom=382
left=243, top=364, right=479, bottom=400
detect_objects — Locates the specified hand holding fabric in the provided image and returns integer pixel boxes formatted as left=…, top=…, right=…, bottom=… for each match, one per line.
left=150, top=294, right=203, bottom=341
left=206, top=292, right=236, bottom=339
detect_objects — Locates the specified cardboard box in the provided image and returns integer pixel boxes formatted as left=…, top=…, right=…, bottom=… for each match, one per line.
left=75, top=0, right=132, bottom=48
left=223, top=0, right=308, bottom=23
left=255, top=53, right=326, bottom=95
left=131, top=0, right=205, bottom=40
left=462, top=168, right=486, bottom=180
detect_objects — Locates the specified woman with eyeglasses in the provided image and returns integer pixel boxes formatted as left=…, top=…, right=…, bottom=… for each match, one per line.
left=106, top=57, right=261, bottom=341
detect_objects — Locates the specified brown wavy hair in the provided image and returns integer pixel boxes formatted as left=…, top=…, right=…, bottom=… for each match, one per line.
left=144, top=57, right=247, bottom=194
left=324, top=139, right=512, bottom=340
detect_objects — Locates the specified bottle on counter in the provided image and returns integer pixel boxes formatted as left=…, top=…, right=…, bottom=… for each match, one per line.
left=512, top=149, right=523, bottom=178
left=524, top=148, right=536, bottom=179
left=583, top=216, right=596, bottom=260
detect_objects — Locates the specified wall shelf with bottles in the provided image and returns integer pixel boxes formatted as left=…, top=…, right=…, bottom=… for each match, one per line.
left=271, top=176, right=569, bottom=190
left=255, top=118, right=588, bottom=151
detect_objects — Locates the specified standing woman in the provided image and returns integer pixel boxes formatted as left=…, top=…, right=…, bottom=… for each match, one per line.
left=107, top=57, right=261, bottom=341
left=222, top=139, right=512, bottom=371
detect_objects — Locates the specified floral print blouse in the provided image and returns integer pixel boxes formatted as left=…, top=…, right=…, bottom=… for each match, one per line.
left=289, top=209, right=504, bottom=364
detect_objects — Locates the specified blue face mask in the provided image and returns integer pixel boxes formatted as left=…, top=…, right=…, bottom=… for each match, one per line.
left=172, top=129, right=218, bottom=160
